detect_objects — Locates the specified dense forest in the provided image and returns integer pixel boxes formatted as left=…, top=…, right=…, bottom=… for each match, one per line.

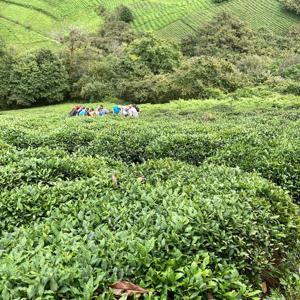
left=0, top=5, right=300, bottom=108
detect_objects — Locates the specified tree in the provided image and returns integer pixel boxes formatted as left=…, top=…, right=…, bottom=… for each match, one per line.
left=34, top=49, right=69, bottom=104
left=172, top=56, right=246, bottom=99
left=8, top=54, right=41, bottom=107
left=236, top=55, right=273, bottom=84
left=0, top=38, right=6, bottom=57
left=61, top=28, right=90, bottom=96
left=92, top=16, right=136, bottom=55
left=278, top=25, right=300, bottom=54
left=181, top=12, right=256, bottom=58
left=281, top=0, right=300, bottom=15
left=0, top=40, right=14, bottom=108
left=115, top=5, right=134, bottom=23
left=8, top=49, right=68, bottom=107
left=96, top=4, right=107, bottom=18
left=79, top=55, right=120, bottom=101
left=78, top=35, right=183, bottom=102
left=123, top=35, right=182, bottom=75
left=117, top=73, right=178, bottom=103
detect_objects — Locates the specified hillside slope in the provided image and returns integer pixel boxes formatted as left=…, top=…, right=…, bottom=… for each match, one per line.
left=0, top=0, right=299, bottom=49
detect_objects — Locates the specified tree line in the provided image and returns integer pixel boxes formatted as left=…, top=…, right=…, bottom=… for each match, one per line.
left=1, top=5, right=300, bottom=108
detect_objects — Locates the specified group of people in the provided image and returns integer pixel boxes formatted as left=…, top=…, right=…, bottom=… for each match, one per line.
left=69, top=104, right=140, bottom=118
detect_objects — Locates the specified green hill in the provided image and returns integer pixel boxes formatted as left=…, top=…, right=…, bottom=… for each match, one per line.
left=1, top=0, right=300, bottom=49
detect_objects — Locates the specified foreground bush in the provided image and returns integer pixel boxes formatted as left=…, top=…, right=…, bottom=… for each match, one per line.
left=0, top=159, right=299, bottom=299
left=0, top=97, right=299, bottom=299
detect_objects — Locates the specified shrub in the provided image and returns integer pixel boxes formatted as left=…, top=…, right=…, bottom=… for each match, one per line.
left=266, top=77, right=300, bottom=96
left=145, top=132, right=223, bottom=165
left=208, top=125, right=300, bottom=202
left=236, top=55, right=273, bottom=84
left=0, top=160, right=298, bottom=299
left=46, top=125, right=96, bottom=153
left=0, top=126, right=44, bottom=149
left=0, top=97, right=299, bottom=299
left=81, top=124, right=158, bottom=163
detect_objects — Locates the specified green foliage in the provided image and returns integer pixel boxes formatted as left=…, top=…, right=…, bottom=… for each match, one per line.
left=0, top=97, right=299, bottom=299
left=0, top=46, right=14, bottom=108
left=1, top=0, right=299, bottom=49
left=93, top=15, right=136, bottom=55
left=78, top=35, right=182, bottom=102
left=279, top=54, right=300, bottom=80
left=278, top=25, right=300, bottom=54
left=265, top=76, right=300, bottom=96
left=115, top=5, right=134, bottom=23
left=34, top=49, right=69, bottom=104
left=3, top=9, right=300, bottom=106
left=208, top=125, right=300, bottom=202
left=172, top=56, right=245, bottom=98
left=0, top=159, right=299, bottom=299
left=281, top=0, right=300, bottom=15
left=116, top=73, right=178, bottom=103
left=181, top=12, right=256, bottom=58
left=61, top=28, right=102, bottom=100
left=7, top=49, right=68, bottom=107
left=236, top=55, right=273, bottom=84
left=0, top=38, right=6, bottom=56
left=8, top=54, right=41, bottom=107
left=124, top=35, right=182, bottom=75
left=181, top=12, right=299, bottom=60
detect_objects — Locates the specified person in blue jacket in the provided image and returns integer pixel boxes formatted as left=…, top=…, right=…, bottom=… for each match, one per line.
left=79, top=107, right=87, bottom=116
left=113, top=104, right=121, bottom=115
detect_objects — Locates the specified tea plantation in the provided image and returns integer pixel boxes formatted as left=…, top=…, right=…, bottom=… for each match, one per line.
left=1, top=0, right=300, bottom=49
left=0, top=94, right=299, bottom=299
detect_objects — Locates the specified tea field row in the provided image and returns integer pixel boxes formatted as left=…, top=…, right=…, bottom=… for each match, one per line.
left=1, top=0, right=299, bottom=49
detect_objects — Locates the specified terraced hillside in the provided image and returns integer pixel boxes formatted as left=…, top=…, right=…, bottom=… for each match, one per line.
left=0, top=0, right=101, bottom=49
left=0, top=0, right=300, bottom=49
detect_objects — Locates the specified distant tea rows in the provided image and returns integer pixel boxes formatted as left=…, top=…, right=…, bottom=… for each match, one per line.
left=0, top=0, right=300, bottom=49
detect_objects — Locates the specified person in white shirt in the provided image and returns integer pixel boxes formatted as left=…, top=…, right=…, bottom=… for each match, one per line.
left=121, top=106, right=129, bottom=117
left=128, top=105, right=139, bottom=117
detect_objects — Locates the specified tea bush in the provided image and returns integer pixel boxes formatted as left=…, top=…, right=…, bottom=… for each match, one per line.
left=0, top=97, right=299, bottom=299
left=0, top=160, right=299, bottom=299
left=208, top=124, right=300, bottom=202
left=0, top=126, right=44, bottom=149
left=0, top=147, right=122, bottom=190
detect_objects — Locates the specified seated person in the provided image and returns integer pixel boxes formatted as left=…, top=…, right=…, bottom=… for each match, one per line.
left=99, top=107, right=109, bottom=116
left=79, top=107, right=87, bottom=116
left=69, top=106, right=78, bottom=117
left=113, top=104, right=121, bottom=115
left=128, top=105, right=139, bottom=117
left=89, top=108, right=96, bottom=117
left=121, top=106, right=129, bottom=117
